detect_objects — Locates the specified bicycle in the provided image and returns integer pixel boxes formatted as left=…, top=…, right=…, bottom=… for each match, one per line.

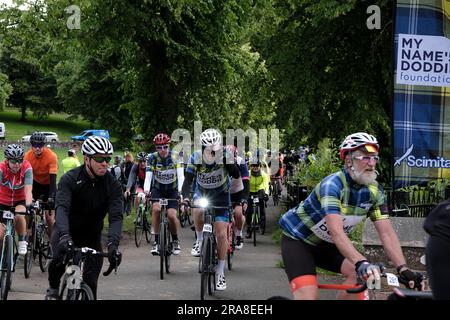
left=0, top=207, right=30, bottom=300
left=227, top=204, right=238, bottom=271
left=269, top=177, right=281, bottom=206
left=58, top=244, right=119, bottom=300
left=133, top=192, right=152, bottom=248
left=191, top=199, right=230, bottom=300
left=179, top=204, right=192, bottom=228
left=29, top=199, right=53, bottom=274
left=248, top=195, right=265, bottom=246
left=148, top=197, right=179, bottom=280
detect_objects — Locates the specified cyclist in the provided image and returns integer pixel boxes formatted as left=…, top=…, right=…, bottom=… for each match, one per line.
left=124, top=152, right=148, bottom=213
left=122, top=151, right=134, bottom=216
left=0, top=144, right=32, bottom=255
left=424, top=198, right=450, bottom=299
left=181, top=128, right=240, bottom=291
left=278, top=132, right=423, bottom=300
left=144, top=133, right=184, bottom=256
left=45, top=136, right=123, bottom=300
left=266, top=150, right=283, bottom=197
left=245, top=158, right=269, bottom=239
left=225, top=145, right=249, bottom=250
left=61, top=149, right=80, bottom=174
left=24, top=131, right=58, bottom=237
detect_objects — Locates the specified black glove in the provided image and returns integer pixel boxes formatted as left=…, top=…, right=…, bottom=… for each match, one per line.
left=47, top=197, right=55, bottom=210
left=355, top=260, right=380, bottom=279
left=107, top=243, right=122, bottom=268
left=264, top=193, right=269, bottom=202
left=399, top=269, right=423, bottom=290
left=55, top=234, right=72, bottom=262
left=182, top=198, right=191, bottom=209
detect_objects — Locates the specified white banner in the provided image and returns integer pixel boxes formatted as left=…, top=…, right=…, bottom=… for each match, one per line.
left=396, top=34, right=450, bottom=87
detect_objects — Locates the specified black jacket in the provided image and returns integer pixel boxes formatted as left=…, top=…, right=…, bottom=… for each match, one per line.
left=55, top=165, right=123, bottom=247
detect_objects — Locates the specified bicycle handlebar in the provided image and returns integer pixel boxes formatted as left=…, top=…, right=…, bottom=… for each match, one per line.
left=63, top=245, right=120, bottom=277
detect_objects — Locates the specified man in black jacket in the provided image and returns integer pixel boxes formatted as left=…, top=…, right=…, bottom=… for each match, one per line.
left=45, top=136, right=123, bottom=300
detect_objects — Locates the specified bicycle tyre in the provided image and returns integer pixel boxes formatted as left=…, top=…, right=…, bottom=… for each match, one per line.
left=0, top=235, right=13, bottom=300
left=179, top=210, right=186, bottom=228
left=227, top=224, right=234, bottom=271
left=134, top=208, right=144, bottom=248
left=24, top=237, right=34, bottom=279
left=38, top=225, right=52, bottom=272
left=159, top=221, right=165, bottom=280
left=252, top=207, right=259, bottom=247
left=200, top=236, right=211, bottom=300
left=144, top=212, right=152, bottom=244
left=165, top=229, right=171, bottom=275
left=75, top=283, right=95, bottom=300
left=208, top=239, right=216, bottom=295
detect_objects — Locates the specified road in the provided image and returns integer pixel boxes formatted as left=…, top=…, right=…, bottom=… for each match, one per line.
left=7, top=197, right=293, bottom=300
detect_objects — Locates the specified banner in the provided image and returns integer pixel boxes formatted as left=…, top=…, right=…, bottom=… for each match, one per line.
left=393, top=0, right=450, bottom=188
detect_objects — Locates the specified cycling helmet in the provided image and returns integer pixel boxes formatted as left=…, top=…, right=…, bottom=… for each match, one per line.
left=114, top=155, right=122, bottom=163
left=4, top=144, right=24, bottom=160
left=136, top=152, right=148, bottom=162
left=339, top=132, right=379, bottom=160
left=30, top=131, right=46, bottom=145
left=153, top=133, right=171, bottom=146
left=81, top=136, right=114, bottom=155
left=200, top=129, right=222, bottom=150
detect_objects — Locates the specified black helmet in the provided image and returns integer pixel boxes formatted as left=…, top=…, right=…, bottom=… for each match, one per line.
left=4, top=144, right=24, bottom=160
left=136, top=152, right=148, bottom=162
left=30, top=131, right=46, bottom=145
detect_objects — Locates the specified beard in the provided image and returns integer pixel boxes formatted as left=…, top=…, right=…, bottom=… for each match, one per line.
left=351, top=167, right=377, bottom=185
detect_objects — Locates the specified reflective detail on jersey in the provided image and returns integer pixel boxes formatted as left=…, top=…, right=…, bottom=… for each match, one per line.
left=310, top=215, right=364, bottom=243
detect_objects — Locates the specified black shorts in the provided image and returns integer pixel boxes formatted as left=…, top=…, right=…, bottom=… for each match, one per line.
left=32, top=181, right=50, bottom=201
left=150, top=188, right=179, bottom=210
left=281, top=234, right=345, bottom=282
left=230, top=191, right=244, bottom=208
left=0, top=201, right=26, bottom=224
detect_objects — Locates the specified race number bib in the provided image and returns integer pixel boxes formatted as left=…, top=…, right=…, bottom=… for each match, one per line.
left=2, top=210, right=14, bottom=220
left=310, top=215, right=364, bottom=243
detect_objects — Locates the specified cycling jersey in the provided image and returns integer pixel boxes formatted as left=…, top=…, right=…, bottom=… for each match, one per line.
left=0, top=160, right=33, bottom=206
left=185, top=150, right=230, bottom=193
left=279, top=169, right=388, bottom=246
left=126, top=163, right=146, bottom=190
left=249, top=170, right=269, bottom=194
left=61, top=156, right=81, bottom=174
left=146, top=150, right=183, bottom=191
left=24, top=147, right=58, bottom=185
left=54, top=165, right=123, bottom=245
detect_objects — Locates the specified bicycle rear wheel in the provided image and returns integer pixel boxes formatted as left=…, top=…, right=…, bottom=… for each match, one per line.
left=0, top=235, right=13, bottom=300
left=38, top=224, right=52, bottom=272
left=24, top=217, right=36, bottom=278
left=143, top=213, right=152, bottom=244
left=134, top=208, right=144, bottom=247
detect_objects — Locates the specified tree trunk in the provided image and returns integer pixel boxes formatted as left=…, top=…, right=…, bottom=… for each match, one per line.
left=20, top=106, right=26, bottom=121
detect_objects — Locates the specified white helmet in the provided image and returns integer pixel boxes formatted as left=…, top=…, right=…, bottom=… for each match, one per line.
left=200, top=128, right=222, bottom=150
left=82, top=136, right=114, bottom=155
left=339, top=132, right=379, bottom=160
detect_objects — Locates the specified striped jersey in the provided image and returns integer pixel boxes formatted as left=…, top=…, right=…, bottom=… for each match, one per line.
left=279, top=169, right=389, bottom=246
left=146, top=150, right=182, bottom=191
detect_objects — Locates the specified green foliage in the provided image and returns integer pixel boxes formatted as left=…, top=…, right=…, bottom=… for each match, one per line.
left=294, top=138, right=341, bottom=190
left=0, top=72, right=12, bottom=110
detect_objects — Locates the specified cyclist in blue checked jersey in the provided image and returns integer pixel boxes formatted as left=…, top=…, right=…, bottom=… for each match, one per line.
left=144, top=133, right=184, bottom=256
left=279, top=132, right=423, bottom=300
left=181, top=129, right=240, bottom=291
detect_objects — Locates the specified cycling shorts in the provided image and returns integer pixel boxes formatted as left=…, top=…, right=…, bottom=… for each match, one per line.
left=150, top=188, right=179, bottom=210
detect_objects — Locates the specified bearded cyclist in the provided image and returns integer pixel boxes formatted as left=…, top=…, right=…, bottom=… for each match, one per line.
left=279, top=132, right=423, bottom=300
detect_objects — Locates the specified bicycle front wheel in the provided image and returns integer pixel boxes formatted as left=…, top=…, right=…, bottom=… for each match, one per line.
left=159, top=221, right=166, bottom=280
left=134, top=208, right=144, bottom=247
left=200, top=236, right=212, bottom=300
left=227, top=224, right=234, bottom=271
left=143, top=213, right=152, bottom=244
left=24, top=238, right=34, bottom=279
left=0, top=235, right=13, bottom=300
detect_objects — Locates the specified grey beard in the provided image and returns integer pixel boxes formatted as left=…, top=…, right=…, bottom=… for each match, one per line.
left=351, top=167, right=377, bottom=185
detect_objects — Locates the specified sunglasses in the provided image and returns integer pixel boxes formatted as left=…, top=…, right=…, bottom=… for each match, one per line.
left=90, top=156, right=112, bottom=164
left=8, top=158, right=23, bottom=164
left=31, top=144, right=45, bottom=148
left=156, top=145, right=169, bottom=150
left=352, top=155, right=380, bottom=163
